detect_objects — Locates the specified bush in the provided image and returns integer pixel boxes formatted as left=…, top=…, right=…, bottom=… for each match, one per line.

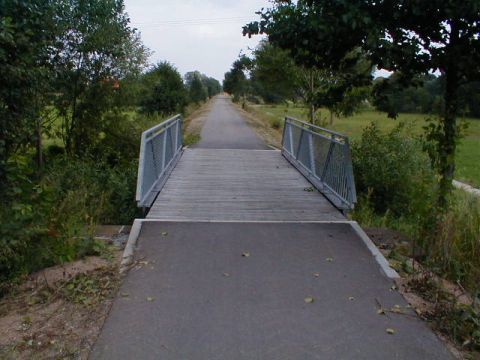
left=428, top=192, right=480, bottom=291
left=0, top=155, right=140, bottom=293
left=352, top=122, right=480, bottom=293
left=352, top=122, right=437, bottom=218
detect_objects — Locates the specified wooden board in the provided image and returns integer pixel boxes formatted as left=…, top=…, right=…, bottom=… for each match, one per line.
left=147, top=149, right=344, bottom=221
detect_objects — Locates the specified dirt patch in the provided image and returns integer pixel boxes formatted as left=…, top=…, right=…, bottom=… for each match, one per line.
left=0, top=230, right=126, bottom=359
left=231, top=101, right=283, bottom=148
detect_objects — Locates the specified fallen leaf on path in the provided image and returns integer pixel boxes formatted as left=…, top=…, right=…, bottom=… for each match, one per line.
left=146, top=296, right=155, bottom=302
left=242, top=252, right=250, bottom=257
left=223, top=273, right=230, bottom=277
left=386, top=328, right=395, bottom=335
left=377, top=309, right=385, bottom=315
left=348, top=296, right=355, bottom=301
left=304, top=296, right=315, bottom=304
left=326, top=257, right=334, bottom=262
left=162, top=232, right=168, bottom=236
left=313, top=273, right=320, bottom=277
left=120, top=292, right=129, bottom=298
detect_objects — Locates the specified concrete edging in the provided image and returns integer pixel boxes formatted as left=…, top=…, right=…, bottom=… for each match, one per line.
left=120, top=218, right=144, bottom=273
left=349, top=221, right=400, bottom=279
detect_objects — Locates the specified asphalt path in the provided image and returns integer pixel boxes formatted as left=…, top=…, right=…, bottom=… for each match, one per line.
left=193, top=95, right=268, bottom=149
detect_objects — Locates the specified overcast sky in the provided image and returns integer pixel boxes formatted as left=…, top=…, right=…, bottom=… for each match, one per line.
left=124, top=0, right=270, bottom=81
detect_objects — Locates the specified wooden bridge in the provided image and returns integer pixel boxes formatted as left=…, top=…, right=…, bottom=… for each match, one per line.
left=92, top=96, right=452, bottom=359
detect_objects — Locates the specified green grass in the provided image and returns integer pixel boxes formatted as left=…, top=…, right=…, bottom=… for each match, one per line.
left=252, top=104, right=480, bottom=187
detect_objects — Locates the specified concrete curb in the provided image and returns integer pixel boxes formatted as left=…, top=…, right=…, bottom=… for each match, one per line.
left=453, top=179, right=480, bottom=197
left=119, top=219, right=143, bottom=273
left=349, top=221, right=400, bottom=279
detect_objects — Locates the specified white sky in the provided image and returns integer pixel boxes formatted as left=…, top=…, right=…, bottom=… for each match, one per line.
left=124, top=0, right=269, bottom=81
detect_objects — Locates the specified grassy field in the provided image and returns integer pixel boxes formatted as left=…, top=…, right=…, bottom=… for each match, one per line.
left=250, top=104, right=480, bottom=187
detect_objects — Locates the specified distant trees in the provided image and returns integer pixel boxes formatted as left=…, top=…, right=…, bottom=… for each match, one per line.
left=140, top=62, right=187, bottom=115
left=184, top=71, right=222, bottom=103
left=223, top=42, right=370, bottom=123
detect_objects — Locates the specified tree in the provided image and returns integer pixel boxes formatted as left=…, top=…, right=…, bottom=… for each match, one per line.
left=223, top=55, right=252, bottom=102
left=0, top=0, right=56, bottom=182
left=202, top=76, right=222, bottom=98
left=250, top=41, right=297, bottom=103
left=244, top=0, right=480, bottom=207
left=52, top=0, right=148, bottom=155
left=184, top=71, right=206, bottom=103
left=140, top=62, right=186, bottom=115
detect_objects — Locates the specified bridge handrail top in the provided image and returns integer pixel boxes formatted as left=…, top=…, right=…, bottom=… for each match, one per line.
left=142, top=114, right=182, bottom=140
left=285, top=116, right=349, bottom=140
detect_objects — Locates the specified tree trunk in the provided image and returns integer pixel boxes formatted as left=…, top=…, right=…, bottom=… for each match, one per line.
left=36, top=117, right=43, bottom=172
left=438, top=23, right=460, bottom=208
left=329, top=110, right=334, bottom=125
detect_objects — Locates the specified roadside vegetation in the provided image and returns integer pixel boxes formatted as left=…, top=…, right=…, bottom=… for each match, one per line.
left=0, top=0, right=221, bottom=293
left=238, top=1, right=480, bottom=355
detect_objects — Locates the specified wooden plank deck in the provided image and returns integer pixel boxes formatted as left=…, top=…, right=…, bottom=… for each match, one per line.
left=147, top=149, right=344, bottom=221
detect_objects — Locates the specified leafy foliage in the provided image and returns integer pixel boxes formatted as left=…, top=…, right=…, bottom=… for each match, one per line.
left=352, top=122, right=436, bottom=218
left=0, top=0, right=56, bottom=183
left=140, top=62, right=187, bottom=115
left=244, top=0, right=480, bottom=207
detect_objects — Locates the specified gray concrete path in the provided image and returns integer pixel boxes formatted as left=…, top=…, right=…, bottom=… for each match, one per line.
left=193, top=95, right=268, bottom=149
left=92, top=222, right=451, bottom=359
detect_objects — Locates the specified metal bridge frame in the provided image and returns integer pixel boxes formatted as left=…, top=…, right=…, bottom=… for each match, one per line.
left=136, top=114, right=183, bottom=208
left=282, top=116, right=357, bottom=211
left=136, top=114, right=356, bottom=212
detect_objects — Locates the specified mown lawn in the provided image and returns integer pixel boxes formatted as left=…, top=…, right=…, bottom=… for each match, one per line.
left=251, top=104, right=480, bottom=187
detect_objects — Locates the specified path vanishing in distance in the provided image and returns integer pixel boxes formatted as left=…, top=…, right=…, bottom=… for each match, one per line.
left=92, top=96, right=452, bottom=359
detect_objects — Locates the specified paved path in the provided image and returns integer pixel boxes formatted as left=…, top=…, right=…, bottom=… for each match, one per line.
left=93, top=222, right=451, bottom=359
left=193, top=95, right=267, bottom=149
left=91, top=96, right=452, bottom=359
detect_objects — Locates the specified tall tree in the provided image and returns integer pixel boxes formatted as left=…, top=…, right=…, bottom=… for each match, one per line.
left=140, top=62, right=186, bottom=116
left=244, top=0, right=480, bottom=207
left=185, top=71, right=208, bottom=103
left=223, top=55, right=252, bottom=102
left=52, top=0, right=148, bottom=155
left=250, top=41, right=297, bottom=103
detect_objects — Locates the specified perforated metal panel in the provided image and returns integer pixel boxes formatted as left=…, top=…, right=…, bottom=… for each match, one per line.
left=282, top=117, right=357, bottom=210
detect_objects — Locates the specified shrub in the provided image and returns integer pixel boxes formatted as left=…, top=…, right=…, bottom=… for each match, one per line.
left=428, top=192, right=480, bottom=291
left=352, top=122, right=437, bottom=218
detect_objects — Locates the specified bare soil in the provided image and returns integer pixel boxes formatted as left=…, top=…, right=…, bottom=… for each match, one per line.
left=0, top=231, right=125, bottom=359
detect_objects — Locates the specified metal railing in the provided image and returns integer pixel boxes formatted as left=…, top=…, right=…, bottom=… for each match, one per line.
left=282, top=116, right=357, bottom=211
left=136, top=114, right=183, bottom=208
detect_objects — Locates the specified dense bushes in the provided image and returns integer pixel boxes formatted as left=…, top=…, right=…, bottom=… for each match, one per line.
left=351, top=122, right=480, bottom=292
left=352, top=122, right=436, bottom=218
left=0, top=154, right=140, bottom=292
